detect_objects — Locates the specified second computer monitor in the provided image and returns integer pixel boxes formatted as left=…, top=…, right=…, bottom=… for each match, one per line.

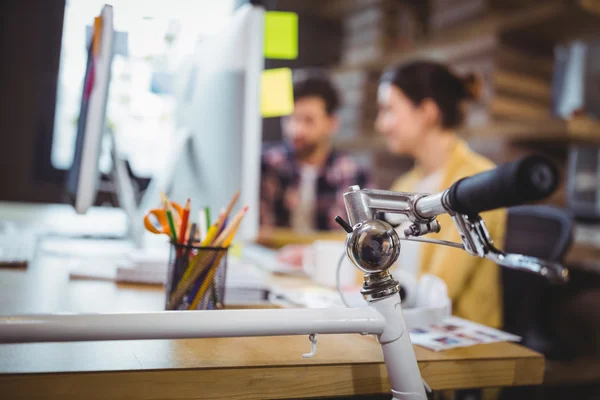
left=142, top=4, right=265, bottom=242
left=66, top=4, right=114, bottom=215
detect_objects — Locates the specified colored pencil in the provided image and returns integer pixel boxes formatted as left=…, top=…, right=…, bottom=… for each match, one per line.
left=178, top=218, right=222, bottom=283
left=187, top=212, right=246, bottom=310
left=205, top=207, right=211, bottom=230
left=213, top=206, right=248, bottom=246
left=169, top=206, right=249, bottom=308
left=219, top=191, right=240, bottom=225
left=187, top=223, right=197, bottom=247
left=178, top=198, right=190, bottom=245
left=161, top=193, right=178, bottom=243
left=188, top=253, right=225, bottom=310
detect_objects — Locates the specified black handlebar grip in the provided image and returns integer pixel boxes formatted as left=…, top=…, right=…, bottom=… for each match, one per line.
left=447, top=155, right=559, bottom=216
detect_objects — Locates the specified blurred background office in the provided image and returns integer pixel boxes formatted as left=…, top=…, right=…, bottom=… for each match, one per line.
left=1, top=1, right=600, bottom=399
left=0, top=0, right=236, bottom=205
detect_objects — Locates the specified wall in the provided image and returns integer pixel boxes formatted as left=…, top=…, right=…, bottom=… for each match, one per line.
left=0, top=0, right=66, bottom=203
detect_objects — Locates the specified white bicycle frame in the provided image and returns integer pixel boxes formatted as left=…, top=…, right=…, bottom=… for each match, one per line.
left=0, top=287, right=427, bottom=399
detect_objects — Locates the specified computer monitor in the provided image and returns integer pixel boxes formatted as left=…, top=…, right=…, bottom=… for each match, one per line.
left=141, top=3, right=265, bottom=242
left=63, top=3, right=264, bottom=248
left=66, top=4, right=115, bottom=215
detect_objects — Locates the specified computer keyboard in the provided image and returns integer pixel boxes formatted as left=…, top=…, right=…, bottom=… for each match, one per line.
left=0, top=232, right=37, bottom=268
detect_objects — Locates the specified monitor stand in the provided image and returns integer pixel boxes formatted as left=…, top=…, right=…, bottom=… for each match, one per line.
left=109, top=129, right=145, bottom=249
left=58, top=129, right=171, bottom=282
left=45, top=129, right=143, bottom=246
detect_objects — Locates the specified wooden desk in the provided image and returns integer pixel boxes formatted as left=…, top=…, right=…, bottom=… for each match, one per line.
left=256, top=228, right=347, bottom=248
left=567, top=242, right=600, bottom=274
left=0, top=239, right=544, bottom=399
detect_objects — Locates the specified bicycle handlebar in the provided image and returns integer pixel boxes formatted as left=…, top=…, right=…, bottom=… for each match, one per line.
left=445, top=155, right=559, bottom=215
left=414, top=155, right=559, bottom=219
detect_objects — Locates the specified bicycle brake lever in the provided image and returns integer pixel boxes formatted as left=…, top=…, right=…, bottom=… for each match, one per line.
left=452, top=213, right=570, bottom=284
left=486, top=251, right=569, bottom=284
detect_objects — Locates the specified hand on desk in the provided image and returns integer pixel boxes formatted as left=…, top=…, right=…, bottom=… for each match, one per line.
left=276, top=245, right=307, bottom=269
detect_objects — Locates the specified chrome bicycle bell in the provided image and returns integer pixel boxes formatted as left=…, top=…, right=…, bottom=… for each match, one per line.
left=345, top=219, right=401, bottom=274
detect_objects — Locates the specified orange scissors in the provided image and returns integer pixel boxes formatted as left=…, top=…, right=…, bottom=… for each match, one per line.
left=143, top=201, right=184, bottom=236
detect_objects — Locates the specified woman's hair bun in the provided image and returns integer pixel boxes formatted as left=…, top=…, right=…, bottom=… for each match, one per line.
left=462, top=72, right=483, bottom=101
left=382, top=60, right=483, bottom=129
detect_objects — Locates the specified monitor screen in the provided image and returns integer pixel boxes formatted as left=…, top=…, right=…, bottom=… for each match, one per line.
left=65, top=5, right=114, bottom=215
left=140, top=4, right=264, bottom=242
left=65, top=19, right=95, bottom=204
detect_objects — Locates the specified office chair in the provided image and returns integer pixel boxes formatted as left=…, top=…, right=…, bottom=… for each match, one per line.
left=502, top=205, right=574, bottom=355
left=500, top=205, right=574, bottom=400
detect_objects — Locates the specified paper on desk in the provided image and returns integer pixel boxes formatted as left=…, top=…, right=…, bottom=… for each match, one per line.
left=226, top=259, right=269, bottom=290
left=408, top=316, right=521, bottom=352
left=268, top=273, right=452, bottom=329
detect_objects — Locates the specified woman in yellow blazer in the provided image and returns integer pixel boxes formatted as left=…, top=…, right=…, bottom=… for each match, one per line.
left=375, top=61, right=506, bottom=328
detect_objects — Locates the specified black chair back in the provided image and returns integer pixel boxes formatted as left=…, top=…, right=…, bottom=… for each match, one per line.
left=502, top=205, right=574, bottom=352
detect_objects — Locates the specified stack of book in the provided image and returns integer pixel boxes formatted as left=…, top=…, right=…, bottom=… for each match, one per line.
left=318, top=0, right=393, bottom=19
left=553, top=40, right=600, bottom=121
left=491, top=46, right=553, bottom=122
left=448, top=43, right=554, bottom=126
left=423, top=0, right=489, bottom=33
left=340, top=0, right=425, bottom=66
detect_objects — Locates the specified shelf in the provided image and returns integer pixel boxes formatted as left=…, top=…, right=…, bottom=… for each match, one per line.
left=567, top=117, right=600, bottom=143
left=334, top=118, right=600, bottom=153
left=332, top=1, right=568, bottom=73
left=503, top=2, right=600, bottom=50
left=466, top=117, right=600, bottom=144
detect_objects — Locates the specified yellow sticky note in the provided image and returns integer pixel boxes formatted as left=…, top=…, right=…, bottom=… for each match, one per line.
left=261, top=68, right=294, bottom=118
left=264, top=11, right=298, bottom=60
left=229, top=241, right=243, bottom=259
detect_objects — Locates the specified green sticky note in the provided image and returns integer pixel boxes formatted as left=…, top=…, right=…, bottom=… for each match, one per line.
left=261, top=68, right=294, bottom=118
left=264, top=11, right=298, bottom=60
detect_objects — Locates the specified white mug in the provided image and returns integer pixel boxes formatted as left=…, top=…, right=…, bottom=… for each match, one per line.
left=303, top=240, right=356, bottom=289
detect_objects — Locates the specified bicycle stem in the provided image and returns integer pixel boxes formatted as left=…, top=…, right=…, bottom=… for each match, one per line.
left=342, top=186, right=569, bottom=284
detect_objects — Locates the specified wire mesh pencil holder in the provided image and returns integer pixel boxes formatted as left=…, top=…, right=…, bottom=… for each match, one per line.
left=165, top=243, right=228, bottom=311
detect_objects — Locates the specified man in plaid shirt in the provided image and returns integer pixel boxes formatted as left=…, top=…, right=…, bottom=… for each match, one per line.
left=260, top=74, right=371, bottom=232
